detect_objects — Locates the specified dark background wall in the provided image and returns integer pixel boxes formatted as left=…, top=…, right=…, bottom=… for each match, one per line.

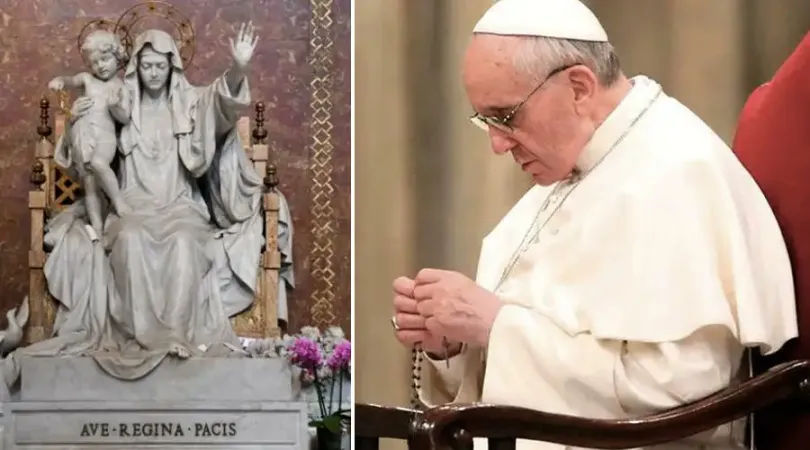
left=0, top=0, right=351, bottom=334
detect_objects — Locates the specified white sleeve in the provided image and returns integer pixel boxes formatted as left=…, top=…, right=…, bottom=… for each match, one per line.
left=423, top=350, right=466, bottom=397
left=615, top=324, right=743, bottom=413
left=484, top=305, right=743, bottom=416
left=417, top=346, right=485, bottom=407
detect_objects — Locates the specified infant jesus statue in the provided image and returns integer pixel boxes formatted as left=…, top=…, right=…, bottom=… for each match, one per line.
left=48, top=29, right=131, bottom=239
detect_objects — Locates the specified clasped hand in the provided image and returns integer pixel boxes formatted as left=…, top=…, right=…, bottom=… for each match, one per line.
left=392, top=268, right=503, bottom=356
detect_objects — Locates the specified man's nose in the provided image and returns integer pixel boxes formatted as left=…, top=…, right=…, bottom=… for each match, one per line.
left=488, top=129, right=516, bottom=155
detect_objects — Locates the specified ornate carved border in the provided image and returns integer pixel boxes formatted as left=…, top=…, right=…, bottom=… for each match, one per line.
left=307, top=0, right=338, bottom=328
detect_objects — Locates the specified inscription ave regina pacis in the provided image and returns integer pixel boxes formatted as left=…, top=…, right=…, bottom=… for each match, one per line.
left=79, top=421, right=238, bottom=438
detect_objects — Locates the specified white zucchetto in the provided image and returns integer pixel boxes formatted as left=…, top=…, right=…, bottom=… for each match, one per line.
left=473, top=0, right=609, bottom=42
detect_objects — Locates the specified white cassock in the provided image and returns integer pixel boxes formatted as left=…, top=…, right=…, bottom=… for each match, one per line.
left=417, top=76, right=798, bottom=450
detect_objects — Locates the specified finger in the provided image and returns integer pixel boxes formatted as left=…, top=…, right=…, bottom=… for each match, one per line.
left=251, top=35, right=259, bottom=50
left=238, top=22, right=246, bottom=40
left=425, top=316, right=441, bottom=334
left=393, top=312, right=425, bottom=330
left=393, top=294, right=418, bottom=314
left=414, top=268, right=444, bottom=285
left=416, top=299, right=439, bottom=318
left=392, top=276, right=415, bottom=296
left=394, top=329, right=430, bottom=347
left=412, top=283, right=437, bottom=300
left=229, top=37, right=236, bottom=53
left=401, top=328, right=445, bottom=355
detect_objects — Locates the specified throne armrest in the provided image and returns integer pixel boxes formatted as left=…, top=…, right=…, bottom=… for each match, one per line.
left=407, top=360, right=810, bottom=450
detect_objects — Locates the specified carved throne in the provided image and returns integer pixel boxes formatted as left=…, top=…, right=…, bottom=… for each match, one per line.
left=356, top=32, right=810, bottom=450
left=26, top=100, right=283, bottom=344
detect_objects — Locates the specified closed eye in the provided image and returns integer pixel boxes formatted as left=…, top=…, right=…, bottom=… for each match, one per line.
left=480, top=106, right=514, bottom=118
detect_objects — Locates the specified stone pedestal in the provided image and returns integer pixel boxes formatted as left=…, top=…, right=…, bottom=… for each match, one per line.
left=1, top=356, right=309, bottom=449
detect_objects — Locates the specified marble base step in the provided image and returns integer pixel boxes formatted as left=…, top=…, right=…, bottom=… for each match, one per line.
left=19, top=355, right=293, bottom=402
left=3, top=400, right=309, bottom=449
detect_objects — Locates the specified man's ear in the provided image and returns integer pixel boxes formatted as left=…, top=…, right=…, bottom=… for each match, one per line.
left=567, top=65, right=599, bottom=104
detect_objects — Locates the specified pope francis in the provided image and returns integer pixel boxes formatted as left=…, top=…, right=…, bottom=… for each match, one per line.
left=389, top=1, right=799, bottom=449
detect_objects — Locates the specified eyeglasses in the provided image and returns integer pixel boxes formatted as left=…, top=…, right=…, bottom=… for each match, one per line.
left=469, top=64, right=579, bottom=133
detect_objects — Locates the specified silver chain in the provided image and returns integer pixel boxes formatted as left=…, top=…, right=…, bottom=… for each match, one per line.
left=494, top=88, right=661, bottom=293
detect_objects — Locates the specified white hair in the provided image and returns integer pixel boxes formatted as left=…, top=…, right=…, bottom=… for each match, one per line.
left=512, top=36, right=621, bottom=86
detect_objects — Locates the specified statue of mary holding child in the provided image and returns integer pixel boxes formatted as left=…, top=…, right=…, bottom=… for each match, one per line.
left=21, top=22, right=266, bottom=380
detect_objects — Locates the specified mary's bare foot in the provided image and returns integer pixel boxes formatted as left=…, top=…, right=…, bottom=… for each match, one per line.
left=168, top=343, right=191, bottom=359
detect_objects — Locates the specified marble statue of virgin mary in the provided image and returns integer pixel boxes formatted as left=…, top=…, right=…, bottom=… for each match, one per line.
left=20, top=25, right=265, bottom=380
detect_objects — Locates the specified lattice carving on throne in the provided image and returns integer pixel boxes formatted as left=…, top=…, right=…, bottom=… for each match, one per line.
left=27, top=98, right=284, bottom=343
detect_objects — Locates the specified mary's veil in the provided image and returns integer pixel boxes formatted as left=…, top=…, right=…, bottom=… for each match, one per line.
left=119, top=29, right=196, bottom=156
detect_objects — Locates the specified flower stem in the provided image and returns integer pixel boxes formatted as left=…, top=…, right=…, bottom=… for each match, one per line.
left=313, top=368, right=328, bottom=419
left=337, top=369, right=343, bottom=413
left=329, top=378, right=335, bottom=415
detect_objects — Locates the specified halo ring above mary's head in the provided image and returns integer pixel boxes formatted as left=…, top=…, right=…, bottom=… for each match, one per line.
left=112, top=1, right=196, bottom=69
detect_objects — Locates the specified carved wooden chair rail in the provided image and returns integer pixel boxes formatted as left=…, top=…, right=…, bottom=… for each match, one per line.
left=356, top=360, right=810, bottom=450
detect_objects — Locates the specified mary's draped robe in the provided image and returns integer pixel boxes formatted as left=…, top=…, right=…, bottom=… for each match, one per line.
left=419, top=76, right=798, bottom=450
left=26, top=30, right=265, bottom=379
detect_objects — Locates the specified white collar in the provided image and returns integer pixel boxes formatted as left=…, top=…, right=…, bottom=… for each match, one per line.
left=576, top=76, right=663, bottom=173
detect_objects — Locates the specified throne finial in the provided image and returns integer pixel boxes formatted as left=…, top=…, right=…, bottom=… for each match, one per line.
left=37, top=97, right=52, bottom=140
left=253, top=102, right=268, bottom=144
left=264, top=164, right=279, bottom=191
left=30, top=161, right=46, bottom=190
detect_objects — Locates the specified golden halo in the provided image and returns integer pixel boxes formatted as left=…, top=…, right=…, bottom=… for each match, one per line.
left=114, top=1, right=197, bottom=68
left=76, top=18, right=129, bottom=70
